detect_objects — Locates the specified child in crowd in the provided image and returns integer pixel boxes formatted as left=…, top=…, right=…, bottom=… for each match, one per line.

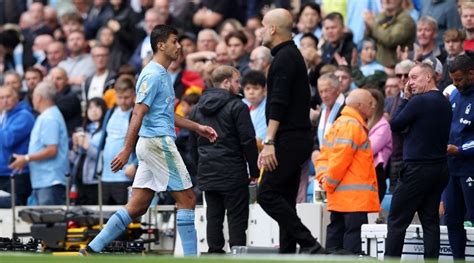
left=241, top=70, right=267, bottom=147
left=71, top=97, right=107, bottom=205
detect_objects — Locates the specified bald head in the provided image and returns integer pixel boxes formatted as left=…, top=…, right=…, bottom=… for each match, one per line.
left=49, top=67, right=69, bottom=92
left=264, top=9, right=293, bottom=33
left=345, top=89, right=374, bottom=120
left=261, top=8, right=293, bottom=48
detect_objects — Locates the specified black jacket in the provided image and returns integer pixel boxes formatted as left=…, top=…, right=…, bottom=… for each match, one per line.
left=189, top=88, right=259, bottom=191
left=56, top=86, right=82, bottom=136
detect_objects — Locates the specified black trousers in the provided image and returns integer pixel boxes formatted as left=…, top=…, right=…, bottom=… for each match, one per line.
left=257, top=131, right=317, bottom=253
left=385, top=161, right=448, bottom=259
left=78, top=183, right=98, bottom=205
left=205, top=186, right=249, bottom=253
left=326, top=211, right=368, bottom=254
left=102, top=182, right=131, bottom=205
left=375, top=163, right=387, bottom=204
left=0, top=173, right=32, bottom=206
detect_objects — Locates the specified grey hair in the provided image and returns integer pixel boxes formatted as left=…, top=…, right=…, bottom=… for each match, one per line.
left=318, top=72, right=340, bottom=89
left=395, top=59, right=416, bottom=73
left=34, top=81, right=56, bottom=101
left=418, top=16, right=438, bottom=32
left=198, top=29, right=220, bottom=43
left=254, top=46, right=272, bottom=63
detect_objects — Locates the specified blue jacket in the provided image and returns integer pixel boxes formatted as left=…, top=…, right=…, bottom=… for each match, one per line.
left=0, top=103, right=35, bottom=176
left=448, top=86, right=474, bottom=176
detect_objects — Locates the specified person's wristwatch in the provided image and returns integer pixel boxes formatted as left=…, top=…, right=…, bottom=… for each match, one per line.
left=263, top=138, right=275, bottom=146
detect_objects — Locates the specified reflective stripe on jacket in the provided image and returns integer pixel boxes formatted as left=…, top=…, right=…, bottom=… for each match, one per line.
left=315, top=106, right=380, bottom=213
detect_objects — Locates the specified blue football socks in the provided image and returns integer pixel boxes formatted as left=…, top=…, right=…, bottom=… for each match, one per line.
left=88, top=208, right=132, bottom=252
left=176, top=209, right=197, bottom=256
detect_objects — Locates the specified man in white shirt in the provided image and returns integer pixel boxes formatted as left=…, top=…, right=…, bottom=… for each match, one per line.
left=84, top=45, right=115, bottom=102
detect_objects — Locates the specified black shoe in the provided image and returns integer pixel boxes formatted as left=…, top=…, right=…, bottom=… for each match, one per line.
left=300, top=243, right=326, bottom=254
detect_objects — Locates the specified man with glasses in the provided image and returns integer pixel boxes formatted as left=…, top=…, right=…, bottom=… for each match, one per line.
left=84, top=45, right=116, bottom=102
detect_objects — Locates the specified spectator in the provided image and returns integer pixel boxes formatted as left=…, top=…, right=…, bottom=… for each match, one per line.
left=9, top=81, right=69, bottom=205
left=49, top=67, right=82, bottom=136
left=71, top=97, right=107, bottom=205
left=108, top=0, right=142, bottom=55
left=384, top=60, right=415, bottom=193
left=384, top=75, right=401, bottom=98
left=3, top=71, right=24, bottom=99
left=439, top=29, right=466, bottom=90
left=367, top=88, right=392, bottom=205
left=421, top=0, right=462, bottom=46
left=44, top=6, right=59, bottom=32
left=197, top=29, right=219, bottom=52
left=154, top=0, right=185, bottom=30
left=97, top=75, right=136, bottom=205
left=311, top=73, right=344, bottom=165
left=22, top=67, right=44, bottom=114
left=218, top=18, right=243, bottom=40
left=364, top=0, right=416, bottom=68
left=84, top=0, right=114, bottom=40
left=346, top=0, right=382, bottom=48
left=24, top=2, right=53, bottom=42
left=96, top=26, right=129, bottom=73
left=58, top=12, right=84, bottom=40
left=334, top=66, right=354, bottom=95
left=1, top=25, right=35, bottom=76
left=385, top=63, right=452, bottom=260
left=45, top=41, right=67, bottom=72
left=225, top=30, right=250, bottom=76
left=320, top=12, right=356, bottom=67
left=32, top=34, right=54, bottom=70
left=0, top=0, right=26, bottom=25
left=461, top=2, right=474, bottom=52
left=178, top=33, right=197, bottom=58
left=445, top=54, right=474, bottom=261
left=248, top=46, right=272, bottom=75
left=189, top=65, right=258, bottom=254
left=315, top=89, right=380, bottom=255
left=0, top=86, right=35, bottom=205
left=293, top=3, right=322, bottom=49
left=84, top=45, right=116, bottom=102
left=299, top=33, right=319, bottom=50
left=129, top=8, right=165, bottom=72
left=242, top=70, right=267, bottom=143
left=58, top=30, right=96, bottom=93
left=215, top=41, right=230, bottom=65
left=193, top=0, right=244, bottom=30
left=243, top=28, right=256, bottom=53
left=359, top=38, right=385, bottom=77
left=400, top=16, right=447, bottom=63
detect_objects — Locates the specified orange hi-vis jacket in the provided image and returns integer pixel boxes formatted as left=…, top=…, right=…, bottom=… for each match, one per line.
left=315, top=106, right=380, bottom=213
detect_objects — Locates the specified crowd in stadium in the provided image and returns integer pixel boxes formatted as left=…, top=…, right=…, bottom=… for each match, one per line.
left=0, top=0, right=473, bottom=259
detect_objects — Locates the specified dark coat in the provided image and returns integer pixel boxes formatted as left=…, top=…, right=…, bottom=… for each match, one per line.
left=189, top=87, right=259, bottom=191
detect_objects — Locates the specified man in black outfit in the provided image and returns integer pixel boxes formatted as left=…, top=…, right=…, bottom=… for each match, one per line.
left=385, top=63, right=452, bottom=259
left=257, top=8, right=324, bottom=254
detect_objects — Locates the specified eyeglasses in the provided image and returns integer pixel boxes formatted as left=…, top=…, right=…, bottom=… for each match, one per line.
left=396, top=73, right=409, bottom=78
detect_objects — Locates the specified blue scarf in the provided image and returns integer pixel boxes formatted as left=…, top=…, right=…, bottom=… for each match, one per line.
left=317, top=94, right=345, bottom=145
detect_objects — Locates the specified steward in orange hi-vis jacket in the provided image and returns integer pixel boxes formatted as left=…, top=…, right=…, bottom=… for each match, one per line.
left=315, top=106, right=380, bottom=213
left=315, top=92, right=380, bottom=254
